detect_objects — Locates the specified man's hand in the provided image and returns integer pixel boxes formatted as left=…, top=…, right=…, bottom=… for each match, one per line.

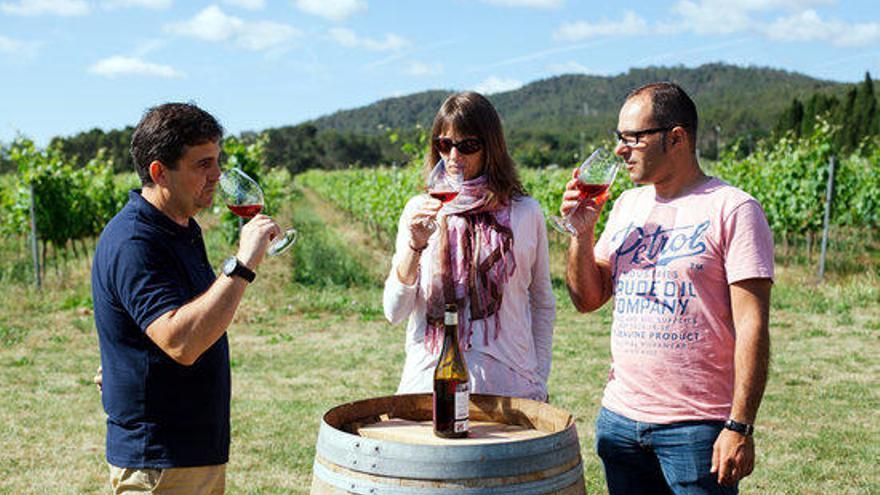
left=93, top=365, right=103, bottom=393
left=711, top=429, right=755, bottom=486
left=559, top=170, right=602, bottom=237
left=236, top=214, right=282, bottom=270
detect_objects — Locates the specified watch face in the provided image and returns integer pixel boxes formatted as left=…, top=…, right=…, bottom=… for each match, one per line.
left=223, top=257, right=237, bottom=275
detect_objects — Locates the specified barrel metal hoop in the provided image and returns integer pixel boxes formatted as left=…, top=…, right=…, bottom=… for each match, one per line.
left=312, top=457, right=584, bottom=495
left=315, top=419, right=581, bottom=479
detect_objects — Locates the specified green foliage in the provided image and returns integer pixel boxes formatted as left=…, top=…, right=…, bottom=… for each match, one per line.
left=298, top=149, right=637, bottom=252
left=288, top=207, right=378, bottom=288
left=2, top=138, right=125, bottom=252
left=297, top=163, right=422, bottom=246
left=384, top=123, right=429, bottom=162
left=310, top=63, right=845, bottom=162
left=48, top=126, right=134, bottom=173
left=220, top=134, right=290, bottom=244
left=775, top=72, right=880, bottom=155
left=42, top=64, right=864, bottom=175
left=264, top=123, right=322, bottom=175
left=715, top=119, right=880, bottom=238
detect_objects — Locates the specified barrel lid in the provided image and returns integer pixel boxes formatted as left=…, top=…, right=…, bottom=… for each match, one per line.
left=315, top=393, right=581, bottom=480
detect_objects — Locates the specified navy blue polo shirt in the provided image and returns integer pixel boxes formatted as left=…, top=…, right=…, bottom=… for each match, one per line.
left=92, top=190, right=229, bottom=468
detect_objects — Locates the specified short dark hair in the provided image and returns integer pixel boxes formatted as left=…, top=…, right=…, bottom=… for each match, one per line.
left=627, top=82, right=698, bottom=150
left=130, top=103, right=223, bottom=185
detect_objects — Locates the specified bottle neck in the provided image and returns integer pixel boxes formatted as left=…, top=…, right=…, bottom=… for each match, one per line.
left=443, top=322, right=459, bottom=348
left=443, top=308, right=459, bottom=351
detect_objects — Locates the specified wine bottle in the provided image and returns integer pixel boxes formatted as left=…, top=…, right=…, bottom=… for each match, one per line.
left=433, top=302, right=469, bottom=438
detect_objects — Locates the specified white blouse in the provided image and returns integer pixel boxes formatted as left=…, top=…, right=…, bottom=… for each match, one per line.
left=383, top=194, right=556, bottom=401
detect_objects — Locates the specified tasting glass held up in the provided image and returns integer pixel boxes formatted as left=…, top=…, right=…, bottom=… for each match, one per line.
left=218, top=167, right=298, bottom=256
left=548, top=148, right=621, bottom=236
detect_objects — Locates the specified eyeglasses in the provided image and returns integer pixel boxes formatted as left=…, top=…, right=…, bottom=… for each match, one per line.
left=434, top=137, right=484, bottom=155
left=613, top=126, right=675, bottom=147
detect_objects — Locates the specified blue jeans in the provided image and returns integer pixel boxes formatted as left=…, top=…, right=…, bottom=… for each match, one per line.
left=595, top=407, right=737, bottom=495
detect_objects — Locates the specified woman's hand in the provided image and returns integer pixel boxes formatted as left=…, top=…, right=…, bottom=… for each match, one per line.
left=396, top=197, right=441, bottom=285
left=408, top=197, right=442, bottom=249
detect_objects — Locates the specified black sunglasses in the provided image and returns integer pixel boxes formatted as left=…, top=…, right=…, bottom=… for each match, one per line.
left=434, top=137, right=484, bottom=155
left=614, top=126, right=676, bottom=147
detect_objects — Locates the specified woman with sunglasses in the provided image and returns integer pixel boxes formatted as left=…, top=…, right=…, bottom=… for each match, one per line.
left=383, top=91, right=556, bottom=402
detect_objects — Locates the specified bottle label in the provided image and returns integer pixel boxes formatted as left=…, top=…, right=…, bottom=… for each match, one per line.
left=444, top=311, right=457, bottom=325
left=454, top=382, right=469, bottom=421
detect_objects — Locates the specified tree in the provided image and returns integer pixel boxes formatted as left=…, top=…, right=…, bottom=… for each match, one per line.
left=853, top=72, right=878, bottom=148
left=264, top=124, right=322, bottom=175
left=774, top=98, right=804, bottom=137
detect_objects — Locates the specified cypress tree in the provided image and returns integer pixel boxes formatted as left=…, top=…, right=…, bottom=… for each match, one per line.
left=836, top=87, right=858, bottom=152
left=775, top=98, right=804, bottom=137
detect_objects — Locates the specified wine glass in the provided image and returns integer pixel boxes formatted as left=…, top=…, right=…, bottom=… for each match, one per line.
left=218, top=168, right=297, bottom=256
left=423, top=159, right=463, bottom=231
left=548, top=148, right=621, bottom=235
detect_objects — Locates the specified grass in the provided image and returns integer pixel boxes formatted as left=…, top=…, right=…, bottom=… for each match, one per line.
left=0, top=188, right=877, bottom=494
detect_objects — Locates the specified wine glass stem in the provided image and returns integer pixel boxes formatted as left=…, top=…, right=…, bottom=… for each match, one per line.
left=566, top=201, right=580, bottom=222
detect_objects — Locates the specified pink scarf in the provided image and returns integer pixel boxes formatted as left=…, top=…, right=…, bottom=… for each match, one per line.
left=424, top=175, right=516, bottom=353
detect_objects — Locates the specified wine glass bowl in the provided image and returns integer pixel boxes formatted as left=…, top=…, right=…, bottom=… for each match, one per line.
left=218, top=168, right=297, bottom=256
left=548, top=148, right=621, bottom=236
left=219, top=169, right=263, bottom=218
left=423, top=159, right=463, bottom=231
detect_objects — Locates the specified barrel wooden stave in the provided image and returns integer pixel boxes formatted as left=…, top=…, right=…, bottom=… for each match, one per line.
left=311, top=394, right=586, bottom=495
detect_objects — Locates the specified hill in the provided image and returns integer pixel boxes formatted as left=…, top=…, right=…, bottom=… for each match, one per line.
left=309, top=63, right=843, bottom=157
left=40, top=63, right=859, bottom=173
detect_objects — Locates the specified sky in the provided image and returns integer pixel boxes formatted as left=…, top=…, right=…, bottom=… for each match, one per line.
left=1, top=0, right=880, bottom=145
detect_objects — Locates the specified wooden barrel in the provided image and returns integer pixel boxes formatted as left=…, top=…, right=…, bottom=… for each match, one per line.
left=311, top=393, right=585, bottom=494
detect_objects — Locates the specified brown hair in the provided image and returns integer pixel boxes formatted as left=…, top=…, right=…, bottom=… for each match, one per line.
left=425, top=92, right=525, bottom=206
left=131, top=102, right=223, bottom=185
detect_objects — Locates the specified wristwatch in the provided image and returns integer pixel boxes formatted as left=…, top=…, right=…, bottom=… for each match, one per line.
left=723, top=419, right=754, bottom=436
left=222, top=256, right=255, bottom=283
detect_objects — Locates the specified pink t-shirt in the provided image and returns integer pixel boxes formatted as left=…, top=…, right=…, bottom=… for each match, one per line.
left=594, top=177, right=774, bottom=424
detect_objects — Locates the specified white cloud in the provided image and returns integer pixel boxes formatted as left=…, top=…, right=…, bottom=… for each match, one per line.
left=671, top=1, right=752, bottom=35
left=405, top=61, right=443, bottom=76
left=89, top=56, right=184, bottom=79
left=554, top=11, right=648, bottom=41
left=165, top=6, right=242, bottom=42
left=546, top=60, right=594, bottom=75
left=238, top=21, right=299, bottom=50
left=101, top=0, right=171, bottom=9
left=0, top=34, right=39, bottom=58
left=0, top=0, right=88, bottom=16
left=473, top=76, right=522, bottom=94
left=482, top=0, right=562, bottom=8
left=669, top=0, right=841, bottom=35
left=222, top=0, right=264, bottom=10
left=132, top=38, right=166, bottom=57
left=0, top=35, right=21, bottom=54
left=550, top=1, right=877, bottom=50
left=764, top=10, right=880, bottom=47
left=295, top=0, right=366, bottom=21
left=164, top=6, right=299, bottom=51
left=329, top=27, right=407, bottom=51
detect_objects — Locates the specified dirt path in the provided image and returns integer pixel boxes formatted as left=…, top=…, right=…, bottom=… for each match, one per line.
left=299, top=187, right=393, bottom=282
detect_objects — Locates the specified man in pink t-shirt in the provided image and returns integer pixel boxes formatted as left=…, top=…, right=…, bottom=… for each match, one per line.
left=561, top=82, right=773, bottom=495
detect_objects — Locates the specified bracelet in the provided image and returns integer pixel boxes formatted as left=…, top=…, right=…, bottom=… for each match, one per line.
left=409, top=241, right=428, bottom=253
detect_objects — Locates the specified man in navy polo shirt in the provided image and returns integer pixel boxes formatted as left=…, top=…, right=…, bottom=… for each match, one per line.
left=92, top=103, right=280, bottom=494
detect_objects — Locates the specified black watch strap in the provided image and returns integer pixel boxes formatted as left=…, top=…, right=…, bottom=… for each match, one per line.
left=223, top=256, right=256, bottom=283
left=724, top=419, right=754, bottom=436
